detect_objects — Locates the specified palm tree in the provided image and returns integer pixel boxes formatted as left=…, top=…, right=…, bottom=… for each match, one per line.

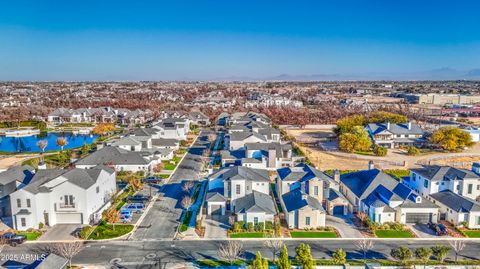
left=56, top=137, right=68, bottom=151
left=36, top=140, right=48, bottom=153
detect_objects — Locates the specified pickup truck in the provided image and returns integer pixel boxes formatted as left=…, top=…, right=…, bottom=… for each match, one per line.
left=1, top=232, right=27, bottom=247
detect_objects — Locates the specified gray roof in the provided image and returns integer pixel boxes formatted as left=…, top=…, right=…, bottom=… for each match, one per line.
left=23, top=166, right=114, bottom=194
left=229, top=131, right=267, bottom=142
left=242, top=158, right=262, bottom=164
left=206, top=191, right=227, bottom=202
left=411, top=166, right=480, bottom=181
left=430, top=190, right=480, bottom=213
left=234, top=191, right=276, bottom=214
left=0, top=165, right=35, bottom=185
left=209, top=166, right=270, bottom=182
left=111, top=136, right=142, bottom=146
left=367, top=122, right=424, bottom=135
left=277, top=163, right=332, bottom=184
left=152, top=138, right=179, bottom=147
left=33, top=253, right=69, bottom=269
left=76, top=146, right=149, bottom=166
left=245, top=142, right=292, bottom=156
left=282, top=189, right=324, bottom=212
left=131, top=128, right=157, bottom=136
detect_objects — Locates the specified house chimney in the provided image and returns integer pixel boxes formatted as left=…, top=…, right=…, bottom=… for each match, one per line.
left=96, top=142, right=104, bottom=150
left=333, top=169, right=340, bottom=183
left=386, top=122, right=391, bottom=130
left=268, top=147, right=276, bottom=168
left=368, top=160, right=374, bottom=170
left=37, top=161, right=47, bottom=170
left=407, top=121, right=412, bottom=130
left=472, top=162, right=480, bottom=175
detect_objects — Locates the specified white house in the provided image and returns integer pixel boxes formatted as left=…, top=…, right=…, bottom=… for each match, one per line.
left=233, top=191, right=276, bottom=225
left=76, top=146, right=153, bottom=173
left=10, top=166, right=116, bottom=230
left=365, top=121, right=425, bottom=149
left=429, top=190, right=480, bottom=229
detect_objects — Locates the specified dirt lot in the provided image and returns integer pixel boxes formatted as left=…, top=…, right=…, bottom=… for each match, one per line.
left=284, top=127, right=480, bottom=170
left=0, top=154, right=39, bottom=170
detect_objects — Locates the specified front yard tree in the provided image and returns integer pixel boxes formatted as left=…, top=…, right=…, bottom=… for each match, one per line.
left=432, top=245, right=450, bottom=263
left=355, top=239, right=374, bottom=261
left=50, top=242, right=85, bottom=268
left=295, top=243, right=314, bottom=269
left=339, top=126, right=372, bottom=153
left=127, top=175, right=143, bottom=192
left=449, top=241, right=465, bottom=262
left=430, top=127, right=473, bottom=151
left=152, top=162, right=164, bottom=173
left=390, top=246, right=413, bottom=266
left=218, top=241, right=243, bottom=266
left=104, top=207, right=120, bottom=231
left=332, top=248, right=347, bottom=264
left=56, top=137, right=68, bottom=151
left=264, top=239, right=284, bottom=262
left=415, top=247, right=432, bottom=269
left=276, top=245, right=291, bottom=269
left=181, top=196, right=194, bottom=211
left=182, top=181, right=195, bottom=193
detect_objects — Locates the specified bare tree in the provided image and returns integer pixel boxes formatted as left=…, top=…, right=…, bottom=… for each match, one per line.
left=36, top=140, right=48, bottom=153
left=218, top=241, right=243, bottom=265
left=181, top=196, right=194, bottom=211
left=263, top=239, right=284, bottom=262
left=355, top=239, right=374, bottom=261
left=50, top=242, right=84, bottom=268
left=55, top=137, right=68, bottom=151
left=449, top=240, right=466, bottom=262
left=182, top=181, right=195, bottom=193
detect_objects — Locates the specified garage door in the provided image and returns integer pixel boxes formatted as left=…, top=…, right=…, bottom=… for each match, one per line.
left=56, top=213, right=82, bottom=224
left=210, top=205, right=222, bottom=215
left=333, top=205, right=345, bottom=215
left=405, top=213, right=432, bottom=224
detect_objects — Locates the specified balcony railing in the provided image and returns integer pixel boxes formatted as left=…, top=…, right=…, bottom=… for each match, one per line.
left=58, top=203, right=75, bottom=209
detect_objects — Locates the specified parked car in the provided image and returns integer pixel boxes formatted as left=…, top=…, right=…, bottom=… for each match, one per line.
left=120, top=209, right=133, bottom=218
left=143, top=176, right=162, bottom=184
left=120, top=214, right=132, bottom=223
left=126, top=203, right=145, bottom=213
left=1, top=232, right=26, bottom=247
left=428, top=222, right=448, bottom=236
left=127, top=194, right=151, bottom=203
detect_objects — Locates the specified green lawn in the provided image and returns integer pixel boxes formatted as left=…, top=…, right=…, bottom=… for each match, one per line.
left=88, top=224, right=133, bottom=240
left=464, top=230, right=480, bottom=238
left=375, top=230, right=415, bottom=238
left=290, top=231, right=338, bottom=238
left=229, top=232, right=270, bottom=238
left=163, top=162, right=177, bottom=170
left=17, top=231, right=42, bottom=241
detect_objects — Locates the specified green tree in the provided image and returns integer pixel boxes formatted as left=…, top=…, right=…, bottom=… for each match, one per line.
left=339, top=126, right=372, bottom=153
left=335, top=115, right=366, bottom=135
left=373, top=145, right=388, bottom=156
left=431, top=246, right=450, bottom=263
left=369, top=111, right=407, bottom=124
left=390, top=246, right=413, bottom=266
left=276, top=245, right=291, bottom=269
left=339, top=133, right=357, bottom=153
left=407, top=146, right=420, bottom=156
left=415, top=247, right=432, bottom=269
left=430, top=127, right=474, bottom=151
left=332, top=248, right=347, bottom=264
left=295, top=243, right=314, bottom=269
left=250, top=251, right=268, bottom=269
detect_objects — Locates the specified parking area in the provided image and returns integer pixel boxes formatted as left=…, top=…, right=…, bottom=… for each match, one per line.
left=326, top=214, right=363, bottom=238
left=37, top=224, right=85, bottom=241
left=407, top=223, right=451, bottom=238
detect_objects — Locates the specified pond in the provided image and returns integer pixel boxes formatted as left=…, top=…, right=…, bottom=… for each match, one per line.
left=0, top=132, right=99, bottom=153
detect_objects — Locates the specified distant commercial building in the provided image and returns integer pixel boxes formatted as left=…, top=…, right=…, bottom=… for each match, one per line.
left=416, top=94, right=480, bottom=105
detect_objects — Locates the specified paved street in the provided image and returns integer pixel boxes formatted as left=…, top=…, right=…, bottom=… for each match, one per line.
left=132, top=131, right=212, bottom=240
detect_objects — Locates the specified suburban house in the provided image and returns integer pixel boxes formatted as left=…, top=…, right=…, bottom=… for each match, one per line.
left=429, top=190, right=480, bottom=229
left=339, top=166, right=439, bottom=224
left=0, top=165, right=35, bottom=227
left=75, top=146, right=154, bottom=172
left=405, top=165, right=480, bottom=201
left=281, top=189, right=325, bottom=229
left=153, top=118, right=190, bottom=140
left=188, top=111, right=211, bottom=126
left=205, top=166, right=275, bottom=224
left=228, top=131, right=267, bottom=151
left=243, top=142, right=293, bottom=170
left=365, top=121, right=425, bottom=148
left=110, top=135, right=174, bottom=161
left=10, top=166, right=116, bottom=230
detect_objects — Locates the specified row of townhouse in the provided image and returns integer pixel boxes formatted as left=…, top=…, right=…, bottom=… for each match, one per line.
left=47, top=107, right=154, bottom=126
left=0, top=164, right=116, bottom=230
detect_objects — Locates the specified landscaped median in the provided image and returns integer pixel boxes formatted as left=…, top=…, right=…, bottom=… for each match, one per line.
left=228, top=220, right=279, bottom=238
left=81, top=222, right=134, bottom=240
left=290, top=230, right=338, bottom=238
left=374, top=229, right=415, bottom=238
left=17, top=230, right=42, bottom=241
left=457, top=228, right=480, bottom=238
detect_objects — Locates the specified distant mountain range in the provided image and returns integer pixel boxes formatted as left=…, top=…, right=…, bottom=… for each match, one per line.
left=206, top=68, right=480, bottom=82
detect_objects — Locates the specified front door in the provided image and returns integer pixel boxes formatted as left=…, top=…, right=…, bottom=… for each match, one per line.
left=44, top=212, right=49, bottom=226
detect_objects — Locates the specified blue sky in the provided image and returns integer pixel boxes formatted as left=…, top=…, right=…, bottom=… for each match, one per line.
left=1, top=0, right=480, bottom=80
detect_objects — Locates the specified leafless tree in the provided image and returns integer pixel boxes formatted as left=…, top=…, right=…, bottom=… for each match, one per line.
left=355, top=239, right=374, bottom=261
left=263, top=239, right=284, bottom=262
left=449, top=240, right=466, bottom=262
left=181, top=196, right=194, bottom=211
left=55, top=137, right=68, bottom=151
left=50, top=242, right=85, bottom=268
left=36, top=140, right=48, bottom=153
left=218, top=241, right=243, bottom=265
left=182, top=181, right=195, bottom=193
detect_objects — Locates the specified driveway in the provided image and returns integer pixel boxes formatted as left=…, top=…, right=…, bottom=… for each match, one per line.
left=326, top=214, right=363, bottom=238
left=407, top=223, right=450, bottom=238
left=37, top=224, right=85, bottom=241
left=204, top=215, right=229, bottom=239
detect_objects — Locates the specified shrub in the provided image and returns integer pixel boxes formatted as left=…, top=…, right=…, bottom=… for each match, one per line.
left=430, top=127, right=474, bottom=151
left=247, top=222, right=254, bottom=232
left=255, top=222, right=265, bottom=232
left=373, top=145, right=388, bottom=156
left=38, top=222, right=44, bottom=229
left=265, top=221, right=273, bottom=230
left=407, top=146, right=420, bottom=156
left=79, top=226, right=94, bottom=239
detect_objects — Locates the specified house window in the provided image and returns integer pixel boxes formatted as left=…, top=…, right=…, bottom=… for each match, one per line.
left=235, top=185, right=241, bottom=195
left=412, top=174, right=416, bottom=181
left=96, top=186, right=100, bottom=193
left=423, top=180, right=429, bottom=188
left=26, top=199, right=31, bottom=208
left=21, top=218, right=26, bottom=227
left=477, top=185, right=480, bottom=191
left=468, top=184, right=473, bottom=194
left=314, top=186, right=319, bottom=196
left=477, top=216, right=480, bottom=225
left=64, top=195, right=74, bottom=205
left=305, top=217, right=311, bottom=226
left=254, top=217, right=259, bottom=224
left=16, top=199, right=21, bottom=208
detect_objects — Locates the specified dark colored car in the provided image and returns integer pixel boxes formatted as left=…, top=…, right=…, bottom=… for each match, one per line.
left=1, top=232, right=26, bottom=247
left=428, top=222, right=448, bottom=236
left=127, top=194, right=151, bottom=203
left=143, top=176, right=162, bottom=184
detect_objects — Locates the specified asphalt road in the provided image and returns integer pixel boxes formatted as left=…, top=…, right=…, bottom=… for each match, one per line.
left=132, top=131, right=212, bottom=240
